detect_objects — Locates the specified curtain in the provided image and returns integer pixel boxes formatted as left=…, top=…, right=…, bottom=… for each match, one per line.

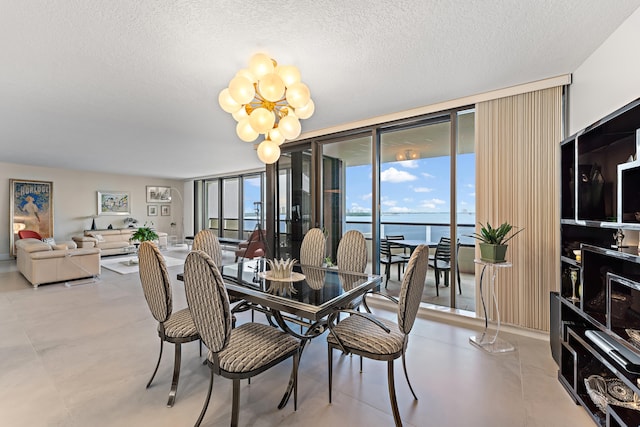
left=475, top=86, right=562, bottom=331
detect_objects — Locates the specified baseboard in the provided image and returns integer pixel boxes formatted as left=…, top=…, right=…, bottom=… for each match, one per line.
left=0, top=253, right=14, bottom=261
left=366, top=294, right=550, bottom=341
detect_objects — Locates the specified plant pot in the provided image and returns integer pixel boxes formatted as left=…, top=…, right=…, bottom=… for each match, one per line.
left=479, top=243, right=508, bottom=263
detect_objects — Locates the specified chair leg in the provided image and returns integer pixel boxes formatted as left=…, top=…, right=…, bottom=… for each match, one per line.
left=402, top=350, right=418, bottom=401
left=385, top=264, right=390, bottom=288
left=146, top=338, right=164, bottom=389
left=328, top=346, right=333, bottom=403
left=360, top=355, right=363, bottom=373
left=231, top=379, right=240, bottom=427
left=293, top=349, right=299, bottom=411
left=457, top=267, right=462, bottom=294
left=167, top=342, right=182, bottom=407
left=434, top=269, right=439, bottom=297
left=387, top=360, right=402, bottom=427
left=397, top=264, right=401, bottom=281
left=195, top=369, right=214, bottom=427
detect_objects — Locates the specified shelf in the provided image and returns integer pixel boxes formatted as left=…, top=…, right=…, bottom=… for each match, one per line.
left=558, top=97, right=640, bottom=427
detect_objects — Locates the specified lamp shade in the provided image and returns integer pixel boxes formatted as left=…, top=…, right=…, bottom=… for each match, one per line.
left=278, top=115, right=301, bottom=140
left=276, top=65, right=301, bottom=86
left=258, top=73, right=285, bottom=102
left=249, top=107, right=276, bottom=134
left=257, top=139, right=281, bottom=164
left=286, top=82, right=310, bottom=109
left=218, top=88, right=241, bottom=113
left=236, top=118, right=259, bottom=142
left=249, top=53, right=274, bottom=79
left=229, top=76, right=255, bottom=104
left=294, top=99, right=315, bottom=119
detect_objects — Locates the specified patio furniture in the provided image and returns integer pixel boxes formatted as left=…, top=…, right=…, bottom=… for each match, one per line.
left=137, top=241, right=199, bottom=407
left=428, top=237, right=462, bottom=296
left=380, top=238, right=408, bottom=288
left=327, top=244, right=430, bottom=427
left=183, top=250, right=301, bottom=427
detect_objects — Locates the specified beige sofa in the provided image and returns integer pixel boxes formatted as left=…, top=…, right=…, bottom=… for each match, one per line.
left=72, top=229, right=168, bottom=256
left=15, top=238, right=101, bottom=287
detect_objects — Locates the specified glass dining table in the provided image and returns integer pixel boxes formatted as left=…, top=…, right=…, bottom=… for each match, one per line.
left=177, top=258, right=382, bottom=408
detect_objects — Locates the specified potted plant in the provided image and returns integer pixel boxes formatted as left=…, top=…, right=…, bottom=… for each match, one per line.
left=131, top=222, right=158, bottom=244
left=468, top=221, right=523, bottom=263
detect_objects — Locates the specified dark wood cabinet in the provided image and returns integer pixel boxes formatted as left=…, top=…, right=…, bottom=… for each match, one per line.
left=557, top=97, right=640, bottom=426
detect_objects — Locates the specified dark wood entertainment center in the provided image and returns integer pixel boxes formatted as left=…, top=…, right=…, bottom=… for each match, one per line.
left=555, top=97, right=640, bottom=426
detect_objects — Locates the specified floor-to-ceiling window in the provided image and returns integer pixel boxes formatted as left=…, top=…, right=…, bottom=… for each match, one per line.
left=320, top=134, right=373, bottom=270
left=380, top=115, right=454, bottom=305
left=194, top=172, right=266, bottom=240
left=266, top=106, right=475, bottom=311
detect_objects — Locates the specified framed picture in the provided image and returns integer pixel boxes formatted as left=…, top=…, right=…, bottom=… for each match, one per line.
left=98, top=191, right=130, bottom=216
left=161, top=205, right=170, bottom=216
left=148, top=205, right=158, bottom=216
left=10, top=179, right=54, bottom=256
left=146, top=186, right=171, bottom=203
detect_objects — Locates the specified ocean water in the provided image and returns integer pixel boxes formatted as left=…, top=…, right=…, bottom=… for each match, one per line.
left=346, top=212, right=477, bottom=244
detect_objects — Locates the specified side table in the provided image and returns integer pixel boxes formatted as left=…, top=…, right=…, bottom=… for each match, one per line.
left=469, top=259, right=515, bottom=353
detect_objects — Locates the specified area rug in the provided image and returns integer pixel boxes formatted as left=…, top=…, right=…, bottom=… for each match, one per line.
left=100, top=255, right=184, bottom=275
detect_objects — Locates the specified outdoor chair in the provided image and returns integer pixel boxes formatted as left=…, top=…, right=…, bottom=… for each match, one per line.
left=428, top=237, right=462, bottom=296
left=137, top=241, right=200, bottom=407
left=380, top=238, right=408, bottom=288
left=327, top=244, right=430, bottom=427
left=183, top=250, right=301, bottom=427
left=234, top=229, right=266, bottom=261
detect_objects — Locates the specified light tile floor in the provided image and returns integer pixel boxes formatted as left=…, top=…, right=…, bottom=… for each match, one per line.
left=0, top=249, right=594, bottom=427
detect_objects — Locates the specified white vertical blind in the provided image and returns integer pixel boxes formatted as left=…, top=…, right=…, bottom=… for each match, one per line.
left=475, top=86, right=562, bottom=331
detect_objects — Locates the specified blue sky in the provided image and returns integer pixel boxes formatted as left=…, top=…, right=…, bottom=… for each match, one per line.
left=346, top=153, right=475, bottom=214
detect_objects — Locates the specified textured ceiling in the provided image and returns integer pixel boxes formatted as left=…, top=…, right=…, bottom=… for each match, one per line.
left=1, top=1, right=639, bottom=179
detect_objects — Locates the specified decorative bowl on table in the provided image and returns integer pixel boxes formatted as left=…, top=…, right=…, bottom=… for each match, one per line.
left=258, top=258, right=306, bottom=282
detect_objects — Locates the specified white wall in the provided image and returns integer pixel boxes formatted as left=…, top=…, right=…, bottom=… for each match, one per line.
left=0, top=162, right=184, bottom=260
left=570, top=7, right=640, bottom=134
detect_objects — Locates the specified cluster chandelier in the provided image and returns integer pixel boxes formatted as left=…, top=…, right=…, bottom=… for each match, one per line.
left=218, top=53, right=315, bottom=164
left=396, top=149, right=420, bottom=161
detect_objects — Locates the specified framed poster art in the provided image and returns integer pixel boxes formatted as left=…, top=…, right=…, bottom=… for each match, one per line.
left=146, top=186, right=171, bottom=203
left=161, top=205, right=170, bottom=216
left=97, top=191, right=130, bottom=215
left=148, top=205, right=158, bottom=216
left=10, top=179, right=54, bottom=257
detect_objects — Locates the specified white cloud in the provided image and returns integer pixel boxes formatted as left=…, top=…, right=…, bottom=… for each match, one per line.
left=403, top=197, right=414, bottom=202
left=469, top=192, right=476, bottom=197
left=413, top=187, right=433, bottom=193
left=381, top=167, right=417, bottom=183
left=431, top=198, right=446, bottom=205
left=466, top=183, right=474, bottom=188
left=421, top=172, right=435, bottom=179
left=349, top=203, right=371, bottom=213
left=421, top=202, right=436, bottom=209
left=361, top=193, right=372, bottom=200
left=395, top=159, right=419, bottom=169
left=382, top=200, right=397, bottom=207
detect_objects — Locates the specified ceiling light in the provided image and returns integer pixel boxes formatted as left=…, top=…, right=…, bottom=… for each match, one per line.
left=396, top=149, right=420, bottom=161
left=219, top=53, right=314, bottom=164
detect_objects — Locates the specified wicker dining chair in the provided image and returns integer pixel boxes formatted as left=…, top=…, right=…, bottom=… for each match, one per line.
left=137, top=241, right=200, bottom=407
left=300, top=228, right=326, bottom=267
left=327, top=244, right=430, bottom=427
left=183, top=250, right=301, bottom=427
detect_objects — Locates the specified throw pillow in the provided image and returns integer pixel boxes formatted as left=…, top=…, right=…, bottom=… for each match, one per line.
left=93, top=234, right=105, bottom=242
left=42, top=237, right=56, bottom=245
left=52, top=244, right=68, bottom=250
